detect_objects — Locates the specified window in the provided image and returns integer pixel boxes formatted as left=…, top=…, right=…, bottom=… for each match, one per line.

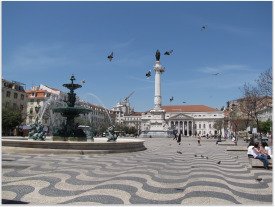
left=6, top=91, right=11, bottom=97
left=21, top=94, right=24, bottom=100
left=20, top=105, right=24, bottom=110
left=30, top=108, right=33, bottom=114
left=199, top=124, right=201, bottom=129
left=203, top=124, right=206, bottom=129
left=13, top=103, right=17, bottom=109
left=5, top=102, right=10, bottom=108
left=14, top=93, right=18, bottom=99
left=209, top=124, right=211, bottom=128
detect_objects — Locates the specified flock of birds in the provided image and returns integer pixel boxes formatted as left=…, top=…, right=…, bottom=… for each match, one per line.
left=105, top=25, right=220, bottom=104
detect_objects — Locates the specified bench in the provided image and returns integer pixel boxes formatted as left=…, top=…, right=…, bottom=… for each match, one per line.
left=227, top=146, right=247, bottom=151
left=248, top=157, right=272, bottom=168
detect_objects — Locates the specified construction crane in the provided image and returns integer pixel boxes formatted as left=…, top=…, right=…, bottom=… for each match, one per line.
left=124, top=91, right=135, bottom=102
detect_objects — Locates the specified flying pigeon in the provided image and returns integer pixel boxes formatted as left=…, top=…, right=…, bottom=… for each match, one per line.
left=182, top=101, right=186, bottom=104
left=201, top=25, right=207, bottom=31
left=177, top=151, right=182, bottom=154
left=217, top=161, right=221, bottom=165
left=107, top=52, right=113, bottom=61
left=255, top=178, right=263, bottom=182
left=212, top=73, right=220, bottom=75
left=164, top=50, right=173, bottom=55
left=170, top=96, right=174, bottom=102
left=146, top=70, right=151, bottom=79
left=81, top=80, right=85, bottom=84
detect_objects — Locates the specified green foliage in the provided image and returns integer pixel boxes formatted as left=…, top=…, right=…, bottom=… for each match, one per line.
left=258, top=120, right=272, bottom=133
left=2, top=107, right=23, bottom=135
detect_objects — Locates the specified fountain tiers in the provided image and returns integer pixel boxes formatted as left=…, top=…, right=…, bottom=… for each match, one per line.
left=52, top=75, right=92, bottom=141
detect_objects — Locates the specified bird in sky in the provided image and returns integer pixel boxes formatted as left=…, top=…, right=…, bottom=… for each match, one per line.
left=170, top=96, right=174, bottom=102
left=81, top=80, right=85, bottom=84
left=146, top=70, right=151, bottom=79
left=182, top=101, right=186, bottom=104
left=201, top=25, right=208, bottom=31
left=164, top=50, right=173, bottom=55
left=107, top=52, right=113, bottom=61
left=217, top=161, right=221, bottom=165
left=212, top=73, right=220, bottom=75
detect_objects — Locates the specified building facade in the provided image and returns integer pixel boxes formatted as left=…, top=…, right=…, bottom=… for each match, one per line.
left=2, top=79, right=27, bottom=121
left=25, top=85, right=66, bottom=133
left=141, top=105, right=224, bottom=137
left=111, top=99, right=142, bottom=131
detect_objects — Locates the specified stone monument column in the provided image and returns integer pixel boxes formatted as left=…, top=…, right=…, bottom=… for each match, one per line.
left=153, top=61, right=165, bottom=110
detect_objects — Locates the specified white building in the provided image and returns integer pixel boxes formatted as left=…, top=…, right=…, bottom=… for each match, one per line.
left=25, top=85, right=67, bottom=133
left=141, top=105, right=224, bottom=137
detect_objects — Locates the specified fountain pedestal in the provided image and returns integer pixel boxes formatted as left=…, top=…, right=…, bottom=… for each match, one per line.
left=52, top=75, right=91, bottom=141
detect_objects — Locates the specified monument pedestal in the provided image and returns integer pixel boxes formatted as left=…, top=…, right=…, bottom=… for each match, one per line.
left=140, top=109, right=172, bottom=138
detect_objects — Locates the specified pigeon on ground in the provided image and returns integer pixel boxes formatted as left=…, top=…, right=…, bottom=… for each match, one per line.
left=107, top=52, right=113, bottom=61
left=194, top=155, right=197, bottom=157
left=255, top=178, right=263, bottom=182
left=177, top=151, right=182, bottom=154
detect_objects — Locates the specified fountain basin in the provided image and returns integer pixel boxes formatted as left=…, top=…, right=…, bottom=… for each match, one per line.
left=2, top=138, right=146, bottom=154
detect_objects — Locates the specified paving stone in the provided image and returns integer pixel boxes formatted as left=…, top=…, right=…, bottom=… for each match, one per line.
left=2, top=137, right=272, bottom=205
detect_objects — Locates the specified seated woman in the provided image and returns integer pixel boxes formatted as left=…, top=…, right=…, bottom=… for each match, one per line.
left=247, top=140, right=255, bottom=158
left=251, top=142, right=270, bottom=169
left=261, top=142, right=272, bottom=159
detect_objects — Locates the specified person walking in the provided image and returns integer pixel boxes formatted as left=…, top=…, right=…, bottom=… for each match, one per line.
left=177, top=133, right=182, bottom=145
left=197, top=136, right=201, bottom=146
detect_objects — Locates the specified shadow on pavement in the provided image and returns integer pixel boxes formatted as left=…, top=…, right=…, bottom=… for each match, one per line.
left=2, top=199, right=29, bottom=204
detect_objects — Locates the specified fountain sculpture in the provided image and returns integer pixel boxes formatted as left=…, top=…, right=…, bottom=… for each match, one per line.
left=52, top=75, right=92, bottom=141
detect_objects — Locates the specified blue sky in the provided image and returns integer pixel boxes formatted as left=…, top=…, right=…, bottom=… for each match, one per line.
left=3, top=1, right=272, bottom=112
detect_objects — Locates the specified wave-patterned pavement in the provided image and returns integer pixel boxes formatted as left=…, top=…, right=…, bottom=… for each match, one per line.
left=2, top=137, right=272, bottom=205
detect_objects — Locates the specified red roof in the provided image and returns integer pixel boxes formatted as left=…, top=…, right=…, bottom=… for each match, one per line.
left=161, top=105, right=218, bottom=112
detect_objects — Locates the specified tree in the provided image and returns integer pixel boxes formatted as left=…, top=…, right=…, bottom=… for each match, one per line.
left=256, top=67, right=272, bottom=97
left=213, top=118, right=224, bottom=136
left=258, top=120, right=272, bottom=134
left=2, top=107, right=24, bottom=136
left=240, top=83, right=266, bottom=133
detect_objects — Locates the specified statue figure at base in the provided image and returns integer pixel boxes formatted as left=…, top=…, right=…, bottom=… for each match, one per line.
left=28, top=123, right=46, bottom=141
left=107, top=125, right=117, bottom=142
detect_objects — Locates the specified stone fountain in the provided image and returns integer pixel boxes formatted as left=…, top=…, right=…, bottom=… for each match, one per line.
left=2, top=74, right=147, bottom=154
left=52, top=75, right=91, bottom=141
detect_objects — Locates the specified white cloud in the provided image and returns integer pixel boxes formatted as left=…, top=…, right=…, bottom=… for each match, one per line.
left=198, top=64, right=250, bottom=74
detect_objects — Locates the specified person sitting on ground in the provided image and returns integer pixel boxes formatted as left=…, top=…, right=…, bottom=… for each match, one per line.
left=247, top=139, right=255, bottom=158
left=260, top=142, right=272, bottom=159
left=251, top=142, right=270, bottom=169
